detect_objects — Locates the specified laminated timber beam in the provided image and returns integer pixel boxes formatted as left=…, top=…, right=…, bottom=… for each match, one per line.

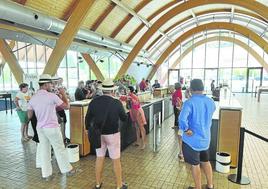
left=62, top=0, right=80, bottom=21
left=0, top=39, right=24, bottom=84
left=161, top=36, right=268, bottom=83
left=147, top=22, right=268, bottom=80
left=110, top=0, right=151, bottom=38
left=43, top=0, right=95, bottom=76
left=81, top=53, right=105, bottom=81
left=147, top=8, right=268, bottom=52
left=115, top=0, right=268, bottom=79
left=125, top=1, right=179, bottom=43
left=91, top=2, right=116, bottom=31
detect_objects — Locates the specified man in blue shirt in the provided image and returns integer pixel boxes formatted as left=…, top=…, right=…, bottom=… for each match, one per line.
left=179, top=79, right=216, bottom=189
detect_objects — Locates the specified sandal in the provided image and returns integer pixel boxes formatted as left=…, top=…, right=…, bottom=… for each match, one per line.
left=66, top=168, right=77, bottom=177
left=133, top=142, right=139, bottom=146
left=203, top=184, right=214, bottom=189
left=178, top=153, right=184, bottom=161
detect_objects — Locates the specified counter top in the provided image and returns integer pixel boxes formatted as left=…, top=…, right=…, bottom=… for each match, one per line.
left=219, top=88, right=242, bottom=110
left=154, top=87, right=168, bottom=91
left=70, top=99, right=91, bottom=106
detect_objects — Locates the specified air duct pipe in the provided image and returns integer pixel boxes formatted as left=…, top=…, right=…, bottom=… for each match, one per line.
left=0, top=0, right=146, bottom=55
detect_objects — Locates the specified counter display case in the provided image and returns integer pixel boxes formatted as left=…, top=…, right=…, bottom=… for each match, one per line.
left=69, top=96, right=174, bottom=156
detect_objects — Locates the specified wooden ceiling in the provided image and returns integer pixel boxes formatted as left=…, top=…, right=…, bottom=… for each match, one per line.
left=11, top=0, right=268, bottom=54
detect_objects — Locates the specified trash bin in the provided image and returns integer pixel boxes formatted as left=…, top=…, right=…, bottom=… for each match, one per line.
left=216, top=152, right=231, bottom=173
left=67, top=144, right=79, bottom=163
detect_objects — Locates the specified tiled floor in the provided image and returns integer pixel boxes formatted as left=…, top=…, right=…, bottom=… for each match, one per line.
left=0, top=94, right=267, bottom=189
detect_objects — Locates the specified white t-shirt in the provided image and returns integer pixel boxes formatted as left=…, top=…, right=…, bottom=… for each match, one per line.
left=16, top=91, right=31, bottom=111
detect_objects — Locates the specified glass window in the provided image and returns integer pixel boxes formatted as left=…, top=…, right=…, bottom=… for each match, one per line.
left=169, top=49, right=181, bottom=68
left=234, top=34, right=248, bottom=45
left=206, top=41, right=219, bottom=68
left=45, top=47, right=52, bottom=62
left=219, top=68, right=232, bottom=88
left=180, top=53, right=192, bottom=69
left=90, top=70, right=96, bottom=80
left=232, top=68, right=247, bottom=92
left=17, top=42, right=27, bottom=69
left=193, top=44, right=205, bottom=68
left=204, top=69, right=218, bottom=92
left=233, top=44, right=248, bottom=67
left=192, top=69, right=204, bottom=80
left=57, top=68, right=68, bottom=87
left=68, top=68, right=78, bottom=88
left=109, top=55, right=123, bottom=79
left=219, top=41, right=233, bottom=68
left=95, top=56, right=109, bottom=79
left=36, top=45, right=46, bottom=69
left=67, top=51, right=78, bottom=68
left=263, top=69, right=268, bottom=86
left=248, top=41, right=263, bottom=67
left=27, top=44, right=36, bottom=70
left=180, top=69, right=191, bottom=87
left=78, top=54, right=90, bottom=81
left=2, top=66, right=11, bottom=90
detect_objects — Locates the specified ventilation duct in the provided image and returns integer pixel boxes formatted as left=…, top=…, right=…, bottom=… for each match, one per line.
left=0, top=0, right=147, bottom=56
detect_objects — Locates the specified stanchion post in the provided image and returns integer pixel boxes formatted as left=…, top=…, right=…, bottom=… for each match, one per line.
left=158, top=112, right=161, bottom=127
left=153, top=114, right=157, bottom=152
left=228, top=127, right=250, bottom=185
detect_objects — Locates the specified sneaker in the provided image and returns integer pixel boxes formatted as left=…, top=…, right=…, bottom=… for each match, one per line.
left=64, top=138, right=71, bottom=144
left=120, top=183, right=128, bottom=189
left=94, top=183, right=102, bottom=189
left=42, top=175, right=54, bottom=182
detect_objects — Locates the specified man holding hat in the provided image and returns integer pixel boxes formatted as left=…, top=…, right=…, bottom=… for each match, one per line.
left=28, top=74, right=75, bottom=180
left=179, top=79, right=216, bottom=189
left=85, top=78, right=128, bottom=189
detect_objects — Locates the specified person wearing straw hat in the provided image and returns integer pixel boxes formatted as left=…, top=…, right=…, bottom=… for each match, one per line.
left=27, top=74, right=76, bottom=181
left=179, top=79, right=216, bottom=189
left=85, top=78, right=128, bottom=189
left=51, top=76, right=70, bottom=144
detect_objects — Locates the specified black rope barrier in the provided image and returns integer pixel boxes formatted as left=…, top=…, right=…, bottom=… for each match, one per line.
left=228, top=127, right=268, bottom=185
left=245, top=129, right=268, bottom=143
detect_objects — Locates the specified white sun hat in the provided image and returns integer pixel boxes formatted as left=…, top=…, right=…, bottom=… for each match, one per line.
left=100, top=78, right=118, bottom=91
left=38, top=74, right=52, bottom=84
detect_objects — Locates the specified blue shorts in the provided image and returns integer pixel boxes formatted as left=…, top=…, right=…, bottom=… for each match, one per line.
left=182, top=142, right=209, bottom=165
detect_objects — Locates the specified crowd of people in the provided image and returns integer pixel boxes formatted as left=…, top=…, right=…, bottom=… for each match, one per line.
left=14, top=75, right=216, bottom=189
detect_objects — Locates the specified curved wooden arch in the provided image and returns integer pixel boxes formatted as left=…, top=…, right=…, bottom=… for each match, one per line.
left=161, top=36, right=268, bottom=83
left=110, top=0, right=151, bottom=38
left=115, top=0, right=268, bottom=78
left=147, top=22, right=268, bottom=80
left=125, top=1, right=179, bottom=43
left=146, top=8, right=268, bottom=52
left=91, top=2, right=116, bottom=31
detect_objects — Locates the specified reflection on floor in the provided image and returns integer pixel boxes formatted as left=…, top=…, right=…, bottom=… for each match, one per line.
left=0, top=94, right=267, bottom=189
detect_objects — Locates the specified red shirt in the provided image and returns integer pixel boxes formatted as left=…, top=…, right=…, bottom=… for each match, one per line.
left=172, top=89, right=182, bottom=106
left=139, top=80, right=147, bottom=91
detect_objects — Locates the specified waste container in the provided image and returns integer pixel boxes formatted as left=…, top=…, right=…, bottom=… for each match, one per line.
left=216, top=152, right=231, bottom=173
left=67, top=144, right=79, bottom=163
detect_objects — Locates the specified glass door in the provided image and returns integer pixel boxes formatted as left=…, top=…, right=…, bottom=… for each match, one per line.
left=246, top=68, right=263, bottom=93
left=204, top=69, right=218, bottom=94
left=168, top=69, right=180, bottom=86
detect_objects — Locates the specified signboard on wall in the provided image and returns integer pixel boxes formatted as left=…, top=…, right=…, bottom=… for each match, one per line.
left=23, top=74, right=39, bottom=92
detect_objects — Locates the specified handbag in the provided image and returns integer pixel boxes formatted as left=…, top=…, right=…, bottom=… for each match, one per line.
left=88, top=99, right=113, bottom=149
left=126, top=99, right=132, bottom=110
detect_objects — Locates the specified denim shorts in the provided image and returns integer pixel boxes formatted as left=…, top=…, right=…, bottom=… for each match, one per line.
left=182, top=142, right=209, bottom=165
